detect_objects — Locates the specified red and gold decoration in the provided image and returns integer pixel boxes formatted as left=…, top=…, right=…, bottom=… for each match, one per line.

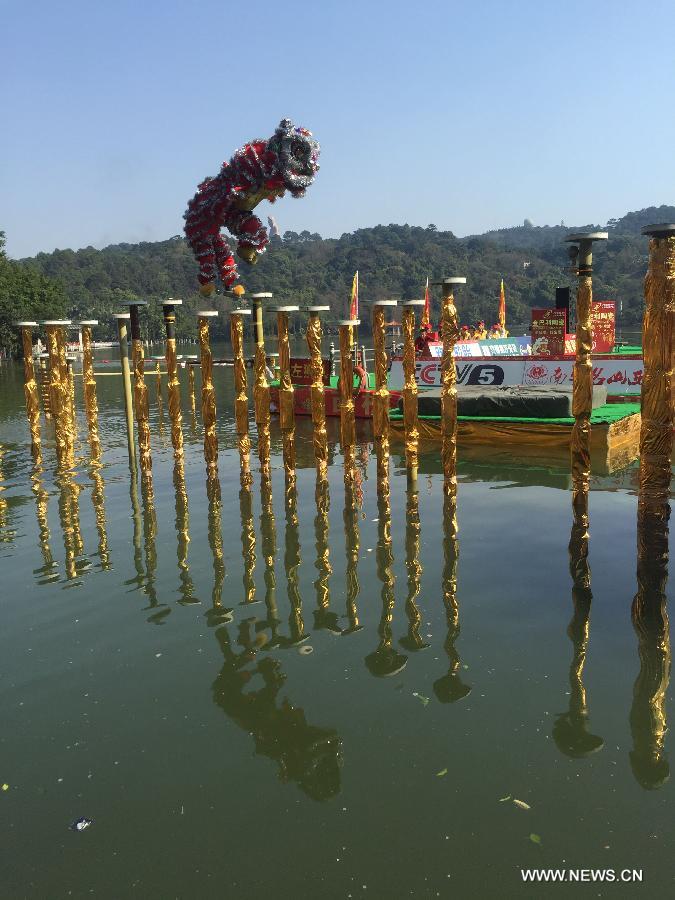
left=184, top=119, right=320, bottom=295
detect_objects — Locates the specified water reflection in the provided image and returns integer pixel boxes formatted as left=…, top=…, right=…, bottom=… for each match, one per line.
left=56, top=470, right=89, bottom=584
left=552, top=521, right=603, bottom=757
left=434, top=494, right=471, bottom=703
left=31, top=464, right=58, bottom=583
left=630, top=508, right=671, bottom=789
left=174, top=460, right=198, bottom=605
left=90, top=466, right=111, bottom=571
left=400, top=487, right=428, bottom=651
left=313, top=470, right=339, bottom=634
left=205, top=474, right=231, bottom=626
left=342, top=467, right=362, bottom=636
left=211, top=622, right=342, bottom=800
left=282, top=480, right=308, bottom=647
left=239, top=479, right=257, bottom=604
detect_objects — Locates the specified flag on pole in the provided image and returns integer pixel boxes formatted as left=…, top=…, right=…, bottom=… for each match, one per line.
left=498, top=278, right=506, bottom=329
left=349, top=271, right=359, bottom=319
left=422, top=276, right=431, bottom=329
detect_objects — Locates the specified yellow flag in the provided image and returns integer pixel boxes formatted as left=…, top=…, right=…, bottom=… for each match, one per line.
left=349, top=271, right=359, bottom=319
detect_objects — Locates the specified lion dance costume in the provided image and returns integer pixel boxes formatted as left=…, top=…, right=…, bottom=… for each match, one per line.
left=184, top=119, right=320, bottom=295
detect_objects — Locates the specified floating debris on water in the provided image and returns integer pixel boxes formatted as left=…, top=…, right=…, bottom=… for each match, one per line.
left=299, top=646, right=313, bottom=655
left=70, top=817, right=93, bottom=832
left=513, top=799, right=531, bottom=810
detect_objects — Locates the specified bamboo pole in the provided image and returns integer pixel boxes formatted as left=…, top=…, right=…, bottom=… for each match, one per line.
left=565, top=231, right=608, bottom=529
left=402, top=300, right=425, bottom=485
left=339, top=319, right=359, bottom=483
left=162, top=299, right=184, bottom=461
left=306, top=305, right=330, bottom=474
left=113, top=314, right=136, bottom=470
left=250, top=293, right=272, bottom=477
left=230, top=308, right=253, bottom=485
left=16, top=321, right=42, bottom=460
left=275, top=305, right=299, bottom=486
left=372, top=300, right=397, bottom=490
left=437, top=277, right=466, bottom=498
left=128, top=301, right=152, bottom=478
left=638, top=224, right=675, bottom=524
left=196, top=311, right=219, bottom=476
left=78, top=320, right=101, bottom=463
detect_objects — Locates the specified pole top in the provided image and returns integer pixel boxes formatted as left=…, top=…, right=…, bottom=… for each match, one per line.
left=642, top=223, right=675, bottom=237
left=306, top=305, right=330, bottom=312
left=373, top=299, right=398, bottom=306
left=42, top=319, right=72, bottom=325
left=402, top=299, right=426, bottom=307
left=113, top=313, right=131, bottom=320
left=339, top=319, right=360, bottom=326
left=15, top=320, right=39, bottom=327
left=77, top=320, right=99, bottom=326
left=564, top=231, right=608, bottom=244
left=433, top=276, right=467, bottom=285
left=230, top=308, right=252, bottom=316
left=162, top=298, right=183, bottom=306
left=272, top=305, right=300, bottom=312
left=127, top=300, right=147, bottom=307
left=249, top=292, right=273, bottom=299
left=196, top=309, right=219, bottom=317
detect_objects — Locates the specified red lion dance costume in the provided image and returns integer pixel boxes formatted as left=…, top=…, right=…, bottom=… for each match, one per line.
left=184, top=118, right=320, bottom=296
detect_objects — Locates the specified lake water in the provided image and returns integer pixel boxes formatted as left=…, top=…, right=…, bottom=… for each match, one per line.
left=0, top=340, right=672, bottom=898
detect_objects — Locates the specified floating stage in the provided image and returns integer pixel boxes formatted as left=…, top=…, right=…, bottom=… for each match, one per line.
left=389, top=387, right=641, bottom=475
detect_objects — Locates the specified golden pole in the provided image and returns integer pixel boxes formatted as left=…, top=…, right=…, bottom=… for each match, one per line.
left=230, top=308, right=253, bottom=485
left=113, top=314, right=136, bottom=470
left=39, top=355, right=52, bottom=420
left=162, top=299, right=184, bottom=461
left=306, top=305, right=330, bottom=475
left=128, top=301, right=153, bottom=479
left=153, top=357, right=164, bottom=422
left=43, top=321, right=71, bottom=469
left=372, top=300, right=397, bottom=490
left=565, top=231, right=608, bottom=528
left=437, top=277, right=466, bottom=498
left=339, top=319, right=359, bottom=482
left=16, top=321, right=42, bottom=460
left=638, top=224, right=675, bottom=523
left=275, top=305, right=299, bottom=486
left=78, top=320, right=101, bottom=463
left=250, top=292, right=272, bottom=477
left=402, top=300, right=424, bottom=485
left=187, top=357, right=198, bottom=428
left=197, top=311, right=219, bottom=476
left=433, top=492, right=471, bottom=703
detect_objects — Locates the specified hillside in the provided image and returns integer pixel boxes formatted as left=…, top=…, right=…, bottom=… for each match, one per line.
left=12, top=205, right=675, bottom=343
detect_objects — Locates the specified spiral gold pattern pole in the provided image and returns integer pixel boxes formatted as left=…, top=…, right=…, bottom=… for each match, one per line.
left=239, top=479, right=257, bottom=604
left=250, top=292, right=272, bottom=477
left=638, top=224, right=675, bottom=523
left=129, top=302, right=153, bottom=480
left=307, top=306, right=330, bottom=475
left=402, top=300, right=424, bottom=485
left=39, top=355, right=52, bottom=420
left=230, top=309, right=252, bottom=485
left=44, top=321, right=71, bottom=470
left=197, top=311, right=219, bottom=476
left=57, top=328, right=76, bottom=466
left=114, top=314, right=136, bottom=470
left=339, top=319, right=358, bottom=482
left=79, top=321, right=101, bottom=463
left=17, top=322, right=42, bottom=460
left=372, top=301, right=396, bottom=490
left=162, top=299, right=184, bottom=461
left=565, top=232, right=607, bottom=529
left=275, top=306, right=299, bottom=485
left=438, top=278, right=465, bottom=498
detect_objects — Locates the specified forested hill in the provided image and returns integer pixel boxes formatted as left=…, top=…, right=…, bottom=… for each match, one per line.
left=12, top=204, right=675, bottom=343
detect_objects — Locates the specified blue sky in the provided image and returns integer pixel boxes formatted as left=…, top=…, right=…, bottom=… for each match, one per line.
left=2, top=0, right=674, bottom=258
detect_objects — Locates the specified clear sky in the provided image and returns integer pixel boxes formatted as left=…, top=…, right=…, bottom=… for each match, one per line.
left=2, top=0, right=674, bottom=258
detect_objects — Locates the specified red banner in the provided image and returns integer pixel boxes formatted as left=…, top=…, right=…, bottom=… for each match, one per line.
left=531, top=308, right=567, bottom=356
left=591, top=301, right=616, bottom=353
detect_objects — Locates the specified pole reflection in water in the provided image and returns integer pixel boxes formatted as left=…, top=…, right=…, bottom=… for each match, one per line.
left=366, top=469, right=407, bottom=677
left=552, top=521, right=603, bottom=757
left=342, top=465, right=362, bottom=636
left=211, top=623, right=342, bottom=800
left=127, top=472, right=167, bottom=624
left=433, top=494, right=471, bottom=702
left=239, top=479, right=257, bottom=605
left=56, top=471, right=88, bottom=584
left=630, top=505, right=671, bottom=789
left=90, top=466, right=111, bottom=572
left=400, top=487, right=429, bottom=651
left=31, top=464, right=58, bottom=583
left=282, top=480, right=308, bottom=647
left=0, top=446, right=10, bottom=545
left=313, top=468, right=339, bottom=634
left=256, top=474, right=280, bottom=646
left=204, top=474, right=232, bottom=627
left=173, top=460, right=198, bottom=605
left=154, top=358, right=164, bottom=424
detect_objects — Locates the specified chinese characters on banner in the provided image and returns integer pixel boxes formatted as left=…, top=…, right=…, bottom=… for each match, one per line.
left=590, top=301, right=616, bottom=353
left=531, top=308, right=567, bottom=356
left=289, top=357, right=330, bottom=385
